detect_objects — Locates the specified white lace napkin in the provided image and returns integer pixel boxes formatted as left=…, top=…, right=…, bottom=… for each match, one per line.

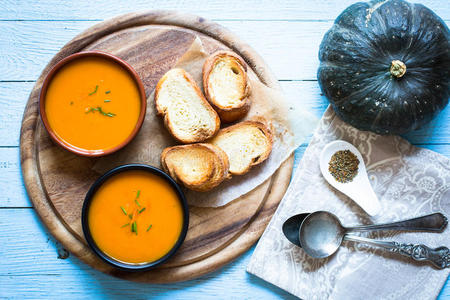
left=247, top=106, right=450, bottom=299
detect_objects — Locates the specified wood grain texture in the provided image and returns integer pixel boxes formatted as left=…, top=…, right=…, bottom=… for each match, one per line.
left=0, top=209, right=297, bottom=299
left=5, top=142, right=450, bottom=208
left=20, top=11, right=293, bottom=283
left=3, top=80, right=449, bottom=147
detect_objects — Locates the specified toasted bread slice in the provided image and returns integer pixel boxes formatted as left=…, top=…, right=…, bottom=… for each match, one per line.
left=155, top=68, right=220, bottom=143
left=203, top=51, right=250, bottom=123
left=161, top=143, right=230, bottom=192
left=209, top=120, right=272, bottom=175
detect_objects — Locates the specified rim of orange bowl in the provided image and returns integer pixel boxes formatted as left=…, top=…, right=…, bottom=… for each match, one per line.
left=39, top=51, right=147, bottom=157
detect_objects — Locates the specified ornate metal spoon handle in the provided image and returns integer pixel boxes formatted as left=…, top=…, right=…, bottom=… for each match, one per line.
left=345, top=235, right=450, bottom=269
left=347, top=213, right=448, bottom=232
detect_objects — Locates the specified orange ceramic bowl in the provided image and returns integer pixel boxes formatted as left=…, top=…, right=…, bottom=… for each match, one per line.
left=39, top=51, right=146, bottom=157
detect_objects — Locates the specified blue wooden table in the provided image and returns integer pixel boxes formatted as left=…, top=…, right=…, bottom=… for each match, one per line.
left=1, top=1, right=449, bottom=298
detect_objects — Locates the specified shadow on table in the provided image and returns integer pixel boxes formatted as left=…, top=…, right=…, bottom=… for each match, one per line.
left=246, top=270, right=298, bottom=300
left=64, top=244, right=297, bottom=298
left=401, top=104, right=449, bottom=145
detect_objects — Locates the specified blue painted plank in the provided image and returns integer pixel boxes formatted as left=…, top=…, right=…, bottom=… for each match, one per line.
left=0, top=183, right=448, bottom=299
left=0, top=20, right=330, bottom=81
left=1, top=0, right=450, bottom=297
left=0, top=147, right=29, bottom=207
left=0, top=208, right=296, bottom=299
left=0, top=143, right=449, bottom=295
left=2, top=19, right=447, bottom=82
left=1, top=0, right=448, bottom=21
left=0, top=82, right=34, bottom=147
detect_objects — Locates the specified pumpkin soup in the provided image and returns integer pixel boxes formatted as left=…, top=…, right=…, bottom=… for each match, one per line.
left=88, top=170, right=184, bottom=264
left=44, top=56, right=141, bottom=153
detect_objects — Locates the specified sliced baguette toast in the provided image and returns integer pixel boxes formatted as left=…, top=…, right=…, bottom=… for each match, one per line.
left=209, top=120, right=272, bottom=175
left=161, top=143, right=230, bottom=192
left=155, top=68, right=220, bottom=143
left=203, top=51, right=251, bottom=123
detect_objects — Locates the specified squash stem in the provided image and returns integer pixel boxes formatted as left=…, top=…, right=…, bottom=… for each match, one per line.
left=390, top=60, right=406, bottom=78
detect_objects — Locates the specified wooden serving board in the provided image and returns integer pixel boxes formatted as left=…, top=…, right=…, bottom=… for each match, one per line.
left=20, top=11, right=293, bottom=283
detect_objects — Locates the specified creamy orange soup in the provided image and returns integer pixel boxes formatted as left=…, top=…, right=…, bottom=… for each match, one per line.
left=88, top=170, right=184, bottom=264
left=45, top=56, right=141, bottom=152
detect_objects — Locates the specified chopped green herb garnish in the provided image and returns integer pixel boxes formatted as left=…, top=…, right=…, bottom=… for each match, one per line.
left=135, top=190, right=141, bottom=206
left=131, top=221, right=137, bottom=234
left=104, top=100, right=111, bottom=103
left=128, top=213, right=133, bottom=220
left=88, top=85, right=99, bottom=96
left=121, top=223, right=130, bottom=228
left=120, top=206, right=127, bottom=215
left=138, top=207, right=146, bottom=214
left=85, top=106, right=116, bottom=117
left=105, top=90, right=111, bottom=94
left=147, top=224, right=152, bottom=232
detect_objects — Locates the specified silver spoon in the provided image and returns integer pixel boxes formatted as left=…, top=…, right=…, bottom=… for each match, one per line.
left=299, top=211, right=449, bottom=269
left=283, top=211, right=446, bottom=247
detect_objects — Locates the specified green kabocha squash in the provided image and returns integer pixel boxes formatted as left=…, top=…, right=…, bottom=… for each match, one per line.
left=318, top=0, right=449, bottom=135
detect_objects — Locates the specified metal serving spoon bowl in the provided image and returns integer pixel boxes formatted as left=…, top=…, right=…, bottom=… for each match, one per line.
left=282, top=213, right=310, bottom=247
left=298, top=211, right=449, bottom=268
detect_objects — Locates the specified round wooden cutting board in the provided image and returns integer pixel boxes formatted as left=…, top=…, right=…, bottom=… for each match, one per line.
left=20, top=11, right=293, bottom=283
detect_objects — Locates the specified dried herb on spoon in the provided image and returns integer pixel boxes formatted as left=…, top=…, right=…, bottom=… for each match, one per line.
left=328, top=150, right=359, bottom=183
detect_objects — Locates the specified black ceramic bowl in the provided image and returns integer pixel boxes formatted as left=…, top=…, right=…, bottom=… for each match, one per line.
left=81, top=164, right=189, bottom=271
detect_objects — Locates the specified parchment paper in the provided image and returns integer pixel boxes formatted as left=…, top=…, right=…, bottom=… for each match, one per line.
left=94, top=37, right=317, bottom=207
left=247, top=106, right=450, bottom=299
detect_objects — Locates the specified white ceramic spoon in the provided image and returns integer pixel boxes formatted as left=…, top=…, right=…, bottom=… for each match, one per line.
left=319, top=140, right=381, bottom=216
